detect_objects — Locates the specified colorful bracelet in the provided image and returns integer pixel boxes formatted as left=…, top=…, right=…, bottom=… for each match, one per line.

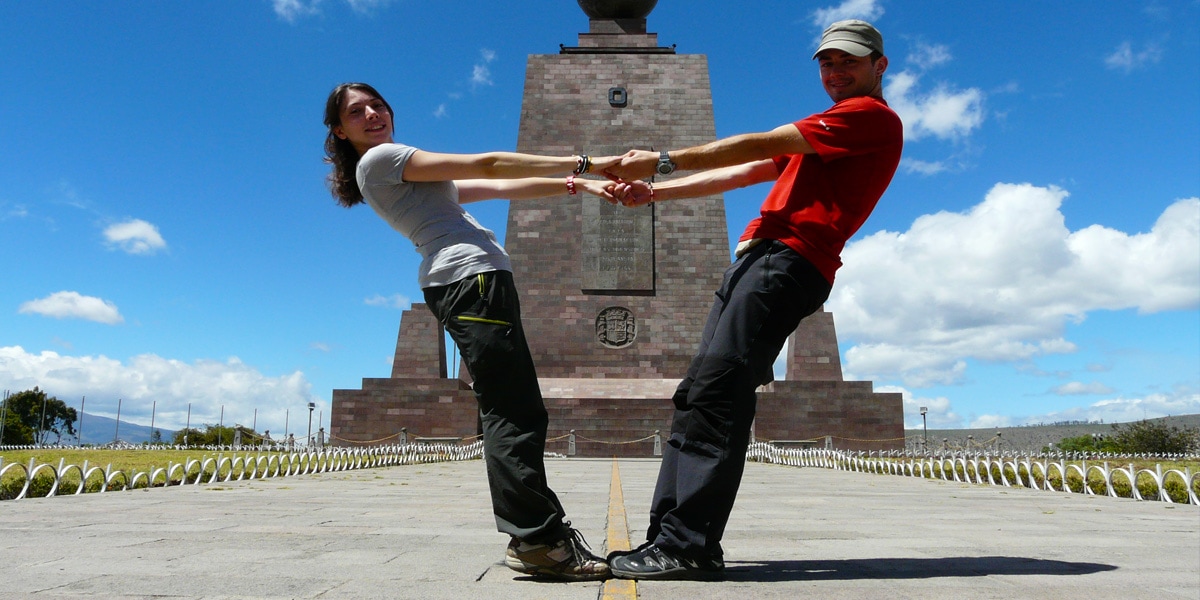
left=648, top=181, right=654, bottom=202
left=566, top=175, right=577, bottom=195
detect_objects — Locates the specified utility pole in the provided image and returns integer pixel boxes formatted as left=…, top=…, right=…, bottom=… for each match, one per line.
left=38, top=392, right=49, bottom=446
left=114, top=398, right=122, bottom=444
left=0, top=389, right=8, bottom=446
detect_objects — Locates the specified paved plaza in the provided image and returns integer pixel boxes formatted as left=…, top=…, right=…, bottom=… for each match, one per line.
left=0, top=457, right=1196, bottom=599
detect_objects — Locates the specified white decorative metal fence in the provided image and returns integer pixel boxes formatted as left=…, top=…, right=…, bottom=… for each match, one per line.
left=0, top=441, right=484, bottom=501
left=747, top=443, right=1200, bottom=506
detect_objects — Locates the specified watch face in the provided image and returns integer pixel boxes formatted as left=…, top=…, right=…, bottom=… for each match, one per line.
left=657, top=163, right=671, bottom=174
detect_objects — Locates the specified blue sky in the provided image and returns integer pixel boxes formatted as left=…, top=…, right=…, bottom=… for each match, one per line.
left=1, top=0, right=1197, bottom=438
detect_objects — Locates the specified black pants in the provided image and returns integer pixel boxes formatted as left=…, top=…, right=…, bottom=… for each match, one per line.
left=424, top=270, right=568, bottom=543
left=647, top=241, right=832, bottom=559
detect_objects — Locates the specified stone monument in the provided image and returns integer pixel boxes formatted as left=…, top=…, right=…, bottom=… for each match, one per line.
left=330, top=1, right=904, bottom=455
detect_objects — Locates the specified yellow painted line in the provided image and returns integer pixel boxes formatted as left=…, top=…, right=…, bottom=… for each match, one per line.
left=602, top=458, right=637, bottom=600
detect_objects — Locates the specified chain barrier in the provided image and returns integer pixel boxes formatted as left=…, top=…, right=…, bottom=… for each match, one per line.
left=746, top=442, right=1200, bottom=506
left=574, top=434, right=657, bottom=445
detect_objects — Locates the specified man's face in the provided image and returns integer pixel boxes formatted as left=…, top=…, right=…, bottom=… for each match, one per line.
left=817, top=49, right=887, bottom=102
left=334, top=88, right=394, bottom=155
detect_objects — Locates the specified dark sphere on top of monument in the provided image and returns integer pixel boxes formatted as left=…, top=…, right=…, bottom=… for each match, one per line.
left=577, top=0, right=658, bottom=19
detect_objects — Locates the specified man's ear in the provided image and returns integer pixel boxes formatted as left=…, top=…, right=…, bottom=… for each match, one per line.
left=874, top=55, right=889, bottom=77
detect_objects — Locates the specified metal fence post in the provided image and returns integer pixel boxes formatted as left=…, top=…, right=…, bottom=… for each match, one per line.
left=568, top=430, right=576, bottom=457
left=653, top=430, right=662, bottom=456
left=400, top=427, right=408, bottom=445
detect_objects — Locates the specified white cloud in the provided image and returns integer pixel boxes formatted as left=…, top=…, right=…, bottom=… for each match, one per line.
left=273, top=0, right=391, bottom=22
left=19, top=291, right=124, bottom=325
left=346, top=0, right=391, bottom=14
left=471, top=48, right=497, bottom=88
left=273, top=0, right=322, bottom=22
left=886, top=385, right=965, bottom=429
left=829, top=186, right=1200, bottom=387
left=103, top=218, right=166, bottom=255
left=471, top=65, right=492, bottom=88
left=1052, top=381, right=1115, bottom=396
left=2, top=201, right=28, bottom=220
left=0, top=346, right=319, bottom=432
left=433, top=104, right=448, bottom=119
left=1104, top=41, right=1163, bottom=73
left=886, top=70, right=985, bottom=142
left=968, top=414, right=1013, bottom=429
left=906, top=43, right=952, bottom=70
left=812, top=0, right=884, bottom=27
left=893, top=384, right=1199, bottom=430
left=364, top=293, right=411, bottom=310
left=994, top=390, right=1200, bottom=428
left=900, top=157, right=949, bottom=176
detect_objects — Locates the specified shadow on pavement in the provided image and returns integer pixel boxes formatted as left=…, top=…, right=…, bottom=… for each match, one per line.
left=725, top=556, right=1118, bottom=582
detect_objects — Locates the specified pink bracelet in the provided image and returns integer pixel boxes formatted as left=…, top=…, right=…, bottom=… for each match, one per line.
left=566, top=175, right=577, bottom=195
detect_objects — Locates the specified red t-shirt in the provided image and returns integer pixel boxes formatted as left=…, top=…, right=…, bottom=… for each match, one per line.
left=740, top=96, right=902, bottom=284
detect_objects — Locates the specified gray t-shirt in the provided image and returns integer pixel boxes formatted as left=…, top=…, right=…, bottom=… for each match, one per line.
left=356, top=143, right=511, bottom=288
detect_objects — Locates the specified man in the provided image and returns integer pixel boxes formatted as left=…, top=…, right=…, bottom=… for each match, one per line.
left=602, top=20, right=903, bottom=580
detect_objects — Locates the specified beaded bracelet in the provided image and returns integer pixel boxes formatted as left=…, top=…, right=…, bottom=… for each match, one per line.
left=566, top=175, right=577, bottom=195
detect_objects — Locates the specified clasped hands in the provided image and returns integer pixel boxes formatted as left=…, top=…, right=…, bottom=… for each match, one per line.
left=576, top=149, right=664, bottom=208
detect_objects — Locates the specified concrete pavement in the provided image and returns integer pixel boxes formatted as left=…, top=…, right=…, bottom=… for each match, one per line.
left=0, top=457, right=1196, bottom=599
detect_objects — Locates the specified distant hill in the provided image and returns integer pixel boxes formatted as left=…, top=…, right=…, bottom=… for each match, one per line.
left=907, top=414, right=1200, bottom=453
left=74, top=412, right=176, bottom=446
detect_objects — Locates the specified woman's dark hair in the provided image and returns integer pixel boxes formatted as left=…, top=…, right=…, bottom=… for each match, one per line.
left=323, top=82, right=393, bottom=207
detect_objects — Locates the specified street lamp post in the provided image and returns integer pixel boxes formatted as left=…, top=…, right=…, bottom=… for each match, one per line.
left=307, top=402, right=315, bottom=447
left=919, top=406, right=928, bottom=448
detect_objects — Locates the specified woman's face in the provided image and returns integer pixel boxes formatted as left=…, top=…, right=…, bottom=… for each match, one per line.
left=334, top=88, right=393, bottom=155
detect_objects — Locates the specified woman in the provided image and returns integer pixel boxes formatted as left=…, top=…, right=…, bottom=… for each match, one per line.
left=323, top=82, right=615, bottom=581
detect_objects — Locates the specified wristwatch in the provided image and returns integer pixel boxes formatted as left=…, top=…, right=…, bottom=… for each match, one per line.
left=656, top=151, right=676, bottom=175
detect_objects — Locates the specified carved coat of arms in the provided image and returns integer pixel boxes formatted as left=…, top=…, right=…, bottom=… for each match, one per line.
left=596, top=306, right=636, bottom=348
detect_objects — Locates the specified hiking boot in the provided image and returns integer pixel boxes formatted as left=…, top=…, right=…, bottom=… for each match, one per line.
left=609, top=543, right=725, bottom=581
left=504, top=527, right=610, bottom=581
left=608, top=540, right=724, bottom=570
left=606, top=540, right=654, bottom=563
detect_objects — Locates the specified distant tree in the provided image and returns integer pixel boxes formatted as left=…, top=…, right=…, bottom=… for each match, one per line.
left=172, top=427, right=203, bottom=446
left=150, top=429, right=162, bottom=444
left=171, top=424, right=245, bottom=446
left=1, top=402, right=35, bottom=445
left=1, top=388, right=77, bottom=445
left=1108, top=419, right=1199, bottom=454
left=1049, top=434, right=1117, bottom=454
